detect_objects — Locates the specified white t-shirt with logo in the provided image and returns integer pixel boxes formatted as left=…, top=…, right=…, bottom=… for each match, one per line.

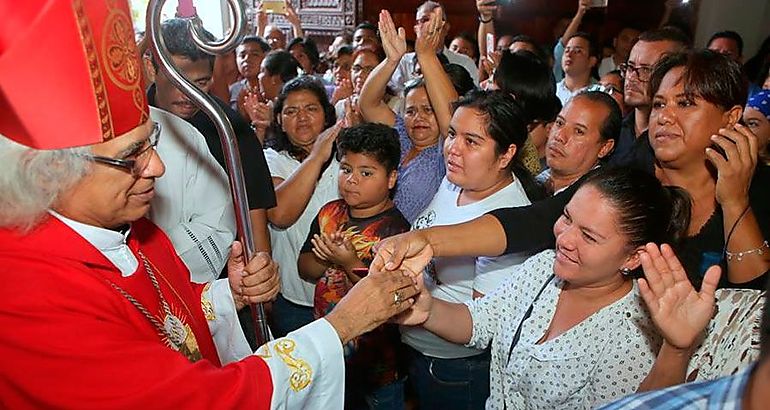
left=402, top=176, right=532, bottom=359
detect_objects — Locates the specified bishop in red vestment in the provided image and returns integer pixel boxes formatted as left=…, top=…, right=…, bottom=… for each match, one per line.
left=0, top=0, right=419, bottom=408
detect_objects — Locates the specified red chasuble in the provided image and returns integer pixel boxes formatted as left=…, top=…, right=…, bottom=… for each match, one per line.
left=0, top=216, right=273, bottom=408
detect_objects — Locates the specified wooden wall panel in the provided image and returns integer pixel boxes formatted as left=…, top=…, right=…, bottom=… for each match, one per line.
left=261, top=0, right=358, bottom=48
left=262, top=0, right=696, bottom=52
left=360, top=0, right=696, bottom=48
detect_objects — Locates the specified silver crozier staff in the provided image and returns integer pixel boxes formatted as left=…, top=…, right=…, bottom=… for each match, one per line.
left=146, top=0, right=271, bottom=345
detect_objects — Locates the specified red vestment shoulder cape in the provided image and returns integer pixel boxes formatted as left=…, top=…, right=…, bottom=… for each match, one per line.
left=0, top=216, right=273, bottom=409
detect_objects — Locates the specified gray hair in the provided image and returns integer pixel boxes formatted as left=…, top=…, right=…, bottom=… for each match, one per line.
left=418, top=1, right=447, bottom=21
left=0, top=135, right=92, bottom=232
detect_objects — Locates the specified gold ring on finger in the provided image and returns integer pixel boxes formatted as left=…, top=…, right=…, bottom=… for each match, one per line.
left=393, top=290, right=402, bottom=305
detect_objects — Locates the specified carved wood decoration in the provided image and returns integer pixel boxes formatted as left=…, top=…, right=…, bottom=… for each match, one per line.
left=257, top=0, right=695, bottom=53
left=259, top=0, right=360, bottom=49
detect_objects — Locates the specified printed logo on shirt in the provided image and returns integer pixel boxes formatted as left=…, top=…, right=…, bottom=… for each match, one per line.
left=413, top=210, right=436, bottom=230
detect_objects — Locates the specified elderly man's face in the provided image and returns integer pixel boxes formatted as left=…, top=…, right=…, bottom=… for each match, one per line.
left=414, top=6, right=446, bottom=41
left=265, top=26, right=286, bottom=50
left=55, top=121, right=166, bottom=229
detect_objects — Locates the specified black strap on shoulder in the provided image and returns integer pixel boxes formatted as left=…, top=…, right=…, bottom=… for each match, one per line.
left=506, top=273, right=556, bottom=365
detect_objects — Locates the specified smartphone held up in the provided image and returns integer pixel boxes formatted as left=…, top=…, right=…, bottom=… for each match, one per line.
left=262, top=0, right=287, bottom=14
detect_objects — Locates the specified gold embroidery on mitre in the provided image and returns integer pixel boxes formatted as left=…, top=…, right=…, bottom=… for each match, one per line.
left=103, top=0, right=148, bottom=123
left=102, top=3, right=140, bottom=91
left=201, top=283, right=216, bottom=321
left=71, top=0, right=114, bottom=141
left=274, top=339, right=313, bottom=392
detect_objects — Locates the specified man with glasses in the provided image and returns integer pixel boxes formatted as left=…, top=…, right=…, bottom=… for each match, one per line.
left=608, top=28, right=690, bottom=166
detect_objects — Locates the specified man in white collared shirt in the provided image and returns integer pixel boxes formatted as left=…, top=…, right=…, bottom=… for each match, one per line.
left=388, top=1, right=479, bottom=96
left=555, top=33, right=598, bottom=106
left=149, top=106, right=236, bottom=284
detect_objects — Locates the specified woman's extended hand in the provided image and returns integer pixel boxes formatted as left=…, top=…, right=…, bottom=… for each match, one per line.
left=378, top=10, right=407, bottom=64
left=371, top=231, right=434, bottom=277
left=638, top=243, right=720, bottom=350
left=325, top=269, right=419, bottom=343
left=707, top=123, right=758, bottom=211
left=391, top=273, right=433, bottom=326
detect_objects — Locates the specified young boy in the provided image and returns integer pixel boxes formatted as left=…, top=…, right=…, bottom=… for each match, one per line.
left=298, top=122, right=410, bottom=408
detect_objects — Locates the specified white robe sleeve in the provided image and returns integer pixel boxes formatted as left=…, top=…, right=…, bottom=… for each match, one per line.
left=202, top=279, right=253, bottom=364
left=256, top=319, right=345, bottom=410
left=204, top=278, right=345, bottom=409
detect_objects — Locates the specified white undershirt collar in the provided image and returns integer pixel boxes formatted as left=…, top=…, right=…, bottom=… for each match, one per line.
left=49, top=211, right=139, bottom=277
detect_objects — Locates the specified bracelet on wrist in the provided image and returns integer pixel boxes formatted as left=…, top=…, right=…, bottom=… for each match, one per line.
left=478, top=15, right=494, bottom=23
left=726, top=241, right=769, bottom=262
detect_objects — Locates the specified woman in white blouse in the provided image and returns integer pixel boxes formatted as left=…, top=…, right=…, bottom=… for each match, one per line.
left=392, top=167, right=721, bottom=409
left=263, top=76, right=342, bottom=337
left=402, top=89, right=542, bottom=409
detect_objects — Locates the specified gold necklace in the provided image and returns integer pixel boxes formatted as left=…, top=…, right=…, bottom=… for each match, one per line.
left=106, top=250, right=202, bottom=362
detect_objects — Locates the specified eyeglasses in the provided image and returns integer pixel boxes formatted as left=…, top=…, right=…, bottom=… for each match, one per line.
left=82, top=122, right=161, bottom=177
left=619, top=63, right=653, bottom=82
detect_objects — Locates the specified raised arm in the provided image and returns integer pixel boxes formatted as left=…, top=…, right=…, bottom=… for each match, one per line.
left=636, top=243, right=721, bottom=391
left=267, top=123, right=342, bottom=228
left=561, top=0, right=591, bottom=47
left=371, top=213, right=507, bottom=280
left=254, top=2, right=267, bottom=37
left=476, top=0, right=497, bottom=81
left=658, top=0, right=677, bottom=28
left=415, top=8, right=457, bottom=138
left=284, top=0, right=304, bottom=39
left=359, top=10, right=404, bottom=126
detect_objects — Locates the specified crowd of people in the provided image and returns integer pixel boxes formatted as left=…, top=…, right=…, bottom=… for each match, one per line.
left=2, top=0, right=770, bottom=408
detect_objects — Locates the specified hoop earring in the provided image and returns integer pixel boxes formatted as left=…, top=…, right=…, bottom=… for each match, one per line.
left=620, top=267, right=632, bottom=276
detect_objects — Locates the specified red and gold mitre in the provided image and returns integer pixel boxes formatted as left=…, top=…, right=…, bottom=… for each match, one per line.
left=0, top=0, right=149, bottom=149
